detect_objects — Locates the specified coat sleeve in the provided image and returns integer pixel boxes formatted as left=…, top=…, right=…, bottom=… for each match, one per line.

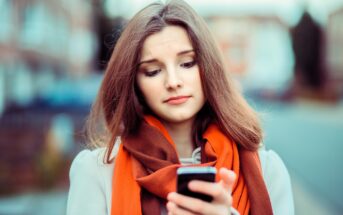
left=259, top=149, right=295, bottom=215
left=66, top=149, right=108, bottom=215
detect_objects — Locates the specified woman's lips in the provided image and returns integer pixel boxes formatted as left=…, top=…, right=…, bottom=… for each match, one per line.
left=164, top=96, right=191, bottom=105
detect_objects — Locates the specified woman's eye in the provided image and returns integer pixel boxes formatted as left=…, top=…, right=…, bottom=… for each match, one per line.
left=144, top=69, right=161, bottom=77
left=181, top=60, right=196, bottom=68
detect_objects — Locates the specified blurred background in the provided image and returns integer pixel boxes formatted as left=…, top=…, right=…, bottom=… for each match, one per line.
left=0, top=0, right=342, bottom=214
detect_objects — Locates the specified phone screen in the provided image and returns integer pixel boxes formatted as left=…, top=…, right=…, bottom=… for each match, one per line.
left=177, top=167, right=216, bottom=202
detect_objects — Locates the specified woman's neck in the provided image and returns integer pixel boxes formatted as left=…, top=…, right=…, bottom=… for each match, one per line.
left=163, top=120, right=194, bottom=158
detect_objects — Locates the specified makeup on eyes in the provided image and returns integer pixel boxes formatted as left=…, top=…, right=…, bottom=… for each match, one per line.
left=140, top=60, right=196, bottom=77
left=138, top=51, right=196, bottom=78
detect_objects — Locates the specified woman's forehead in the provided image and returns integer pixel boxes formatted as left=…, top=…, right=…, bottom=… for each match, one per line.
left=140, top=26, right=193, bottom=61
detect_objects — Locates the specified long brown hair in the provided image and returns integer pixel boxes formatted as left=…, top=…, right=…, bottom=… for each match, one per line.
left=87, top=0, right=263, bottom=163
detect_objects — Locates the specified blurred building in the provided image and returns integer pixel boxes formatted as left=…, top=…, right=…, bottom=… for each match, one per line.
left=0, top=0, right=97, bottom=111
left=291, top=11, right=324, bottom=90
left=0, top=0, right=97, bottom=194
left=207, top=15, right=294, bottom=95
left=327, top=7, right=343, bottom=95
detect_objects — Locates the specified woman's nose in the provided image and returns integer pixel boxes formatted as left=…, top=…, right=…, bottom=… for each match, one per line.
left=164, top=67, right=183, bottom=90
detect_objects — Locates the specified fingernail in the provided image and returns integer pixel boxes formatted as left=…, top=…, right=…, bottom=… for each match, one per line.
left=188, top=181, right=195, bottom=189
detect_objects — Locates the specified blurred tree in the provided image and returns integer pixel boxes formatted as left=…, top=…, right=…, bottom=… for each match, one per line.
left=291, top=11, right=326, bottom=90
left=92, top=0, right=125, bottom=72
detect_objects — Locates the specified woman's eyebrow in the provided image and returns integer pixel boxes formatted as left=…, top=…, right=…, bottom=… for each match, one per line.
left=138, top=59, right=158, bottom=66
left=177, top=49, right=194, bottom=56
left=138, top=49, right=194, bottom=66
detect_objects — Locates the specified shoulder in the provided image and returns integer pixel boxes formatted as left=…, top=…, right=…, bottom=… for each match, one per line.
left=68, top=146, right=119, bottom=192
left=70, top=148, right=110, bottom=169
left=69, top=148, right=111, bottom=179
left=71, top=148, right=104, bottom=168
left=258, top=149, right=291, bottom=193
left=67, top=147, right=117, bottom=215
left=258, top=148, right=295, bottom=215
left=69, top=142, right=120, bottom=179
left=258, top=149, right=288, bottom=181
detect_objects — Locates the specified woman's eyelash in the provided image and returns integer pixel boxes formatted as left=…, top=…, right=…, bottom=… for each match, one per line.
left=181, top=60, right=196, bottom=68
left=142, top=60, right=196, bottom=77
left=144, top=69, right=161, bottom=77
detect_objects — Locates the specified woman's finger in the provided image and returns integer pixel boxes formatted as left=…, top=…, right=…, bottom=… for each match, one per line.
left=166, top=201, right=196, bottom=215
left=167, top=192, right=204, bottom=212
left=187, top=181, right=231, bottom=205
left=167, top=192, right=227, bottom=214
left=218, top=168, right=236, bottom=193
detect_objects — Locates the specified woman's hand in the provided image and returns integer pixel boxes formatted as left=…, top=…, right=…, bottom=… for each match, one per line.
left=167, top=168, right=236, bottom=215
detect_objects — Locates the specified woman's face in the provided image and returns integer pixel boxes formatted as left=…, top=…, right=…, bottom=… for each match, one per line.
left=136, top=25, right=205, bottom=126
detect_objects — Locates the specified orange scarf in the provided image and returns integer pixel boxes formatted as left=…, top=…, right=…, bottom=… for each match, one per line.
left=111, top=116, right=273, bottom=215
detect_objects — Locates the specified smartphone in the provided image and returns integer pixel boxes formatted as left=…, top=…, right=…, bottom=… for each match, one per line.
left=177, top=166, right=217, bottom=202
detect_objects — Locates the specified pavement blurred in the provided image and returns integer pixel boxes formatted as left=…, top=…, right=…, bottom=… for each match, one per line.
left=0, top=189, right=68, bottom=215
left=256, top=98, right=343, bottom=215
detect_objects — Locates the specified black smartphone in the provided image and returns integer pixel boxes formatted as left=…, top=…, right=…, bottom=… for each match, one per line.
left=177, top=166, right=217, bottom=202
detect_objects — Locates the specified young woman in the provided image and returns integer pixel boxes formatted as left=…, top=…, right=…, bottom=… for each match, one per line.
left=67, top=0, right=294, bottom=214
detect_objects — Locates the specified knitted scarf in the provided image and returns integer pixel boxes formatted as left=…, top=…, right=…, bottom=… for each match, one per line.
left=111, top=116, right=273, bottom=215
